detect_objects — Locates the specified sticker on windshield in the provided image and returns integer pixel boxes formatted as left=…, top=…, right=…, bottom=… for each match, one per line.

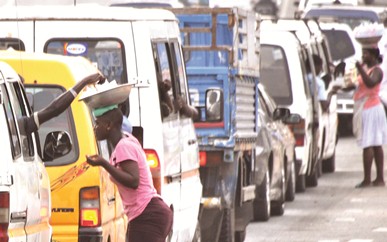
left=64, top=42, right=88, bottom=56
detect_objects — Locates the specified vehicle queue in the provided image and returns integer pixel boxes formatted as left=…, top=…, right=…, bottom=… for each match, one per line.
left=0, top=1, right=385, bottom=242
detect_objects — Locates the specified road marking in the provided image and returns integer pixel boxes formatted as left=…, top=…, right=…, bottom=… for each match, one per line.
left=348, top=240, right=373, bottom=242
left=344, top=208, right=363, bottom=213
left=335, top=217, right=356, bottom=222
left=373, top=227, right=387, bottom=232
left=350, top=198, right=366, bottom=203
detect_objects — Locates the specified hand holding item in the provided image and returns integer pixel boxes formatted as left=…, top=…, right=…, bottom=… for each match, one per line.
left=86, top=154, right=107, bottom=167
left=331, top=85, right=341, bottom=94
left=81, top=72, right=106, bottom=86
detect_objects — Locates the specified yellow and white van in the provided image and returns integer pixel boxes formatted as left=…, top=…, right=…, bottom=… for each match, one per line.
left=0, top=5, right=203, bottom=241
left=0, top=50, right=127, bottom=242
left=0, top=59, right=74, bottom=241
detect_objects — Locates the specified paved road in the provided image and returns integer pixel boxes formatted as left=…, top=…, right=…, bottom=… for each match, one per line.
left=245, top=135, right=387, bottom=242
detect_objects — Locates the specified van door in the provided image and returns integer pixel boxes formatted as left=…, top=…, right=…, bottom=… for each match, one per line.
left=169, top=40, right=202, bottom=236
left=0, top=80, right=27, bottom=242
left=9, top=81, right=52, bottom=241
left=1, top=78, right=50, bottom=241
left=151, top=40, right=182, bottom=204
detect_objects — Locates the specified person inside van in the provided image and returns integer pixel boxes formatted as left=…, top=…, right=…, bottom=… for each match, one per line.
left=85, top=106, right=173, bottom=242
left=20, top=72, right=105, bottom=135
left=158, top=78, right=198, bottom=119
left=306, top=54, right=340, bottom=112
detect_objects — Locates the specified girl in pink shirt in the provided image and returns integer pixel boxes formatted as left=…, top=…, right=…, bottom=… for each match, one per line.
left=86, top=107, right=173, bottom=242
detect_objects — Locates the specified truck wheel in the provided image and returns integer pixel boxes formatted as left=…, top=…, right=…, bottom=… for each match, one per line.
left=285, top=161, right=296, bottom=202
left=253, top=171, right=270, bottom=221
left=322, top=150, right=335, bottom=173
left=192, top=220, right=201, bottom=242
left=219, top=208, right=235, bottom=242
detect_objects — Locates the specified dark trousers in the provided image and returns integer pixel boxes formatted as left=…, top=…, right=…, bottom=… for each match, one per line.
left=126, top=197, right=173, bottom=242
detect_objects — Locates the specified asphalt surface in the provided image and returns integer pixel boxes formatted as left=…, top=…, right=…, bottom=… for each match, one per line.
left=245, top=135, right=387, bottom=242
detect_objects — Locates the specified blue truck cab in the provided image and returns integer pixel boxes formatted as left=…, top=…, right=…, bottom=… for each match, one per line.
left=171, top=7, right=261, bottom=242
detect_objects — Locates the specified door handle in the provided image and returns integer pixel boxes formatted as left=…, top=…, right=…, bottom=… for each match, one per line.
left=107, top=197, right=116, bottom=205
left=188, top=139, right=197, bottom=145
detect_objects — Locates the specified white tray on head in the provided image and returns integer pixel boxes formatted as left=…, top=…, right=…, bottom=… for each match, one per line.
left=79, top=82, right=132, bottom=109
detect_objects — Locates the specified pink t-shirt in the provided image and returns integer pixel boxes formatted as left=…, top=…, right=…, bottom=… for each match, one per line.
left=109, top=133, right=158, bottom=221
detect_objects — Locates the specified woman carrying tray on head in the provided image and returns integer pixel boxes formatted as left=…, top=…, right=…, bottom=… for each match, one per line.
left=343, top=23, right=387, bottom=188
left=83, top=84, right=173, bottom=242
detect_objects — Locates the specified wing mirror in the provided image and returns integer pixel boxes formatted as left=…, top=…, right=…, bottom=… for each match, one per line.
left=273, top=107, right=290, bottom=121
left=43, top=131, right=72, bottom=161
left=205, top=89, right=223, bottom=122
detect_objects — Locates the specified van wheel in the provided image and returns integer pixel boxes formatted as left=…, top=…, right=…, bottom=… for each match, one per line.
left=253, top=170, right=270, bottom=221
left=285, top=161, right=296, bottom=202
left=235, top=229, right=246, bottom=242
left=322, top=150, right=336, bottom=173
left=295, top=161, right=306, bottom=193
left=271, top=166, right=285, bottom=216
left=192, top=220, right=201, bottom=242
left=306, top=166, right=318, bottom=187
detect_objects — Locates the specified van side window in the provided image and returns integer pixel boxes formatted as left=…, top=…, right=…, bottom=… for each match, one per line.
left=260, top=45, right=292, bottom=105
left=0, top=38, right=25, bottom=51
left=1, top=83, right=21, bottom=158
left=152, top=42, right=177, bottom=120
left=169, top=41, right=193, bottom=117
left=45, top=38, right=126, bottom=84
left=10, top=82, right=35, bottom=158
left=300, top=50, right=312, bottom=98
left=25, top=85, right=79, bottom=166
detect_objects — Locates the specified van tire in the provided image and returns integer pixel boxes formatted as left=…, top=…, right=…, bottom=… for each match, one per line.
left=285, top=161, right=296, bottom=202
left=306, top=167, right=318, bottom=187
left=295, top=161, right=306, bottom=193
left=270, top=165, right=285, bottom=216
left=253, top=171, right=270, bottom=221
left=322, top=150, right=335, bottom=173
left=235, top=229, right=246, bottom=242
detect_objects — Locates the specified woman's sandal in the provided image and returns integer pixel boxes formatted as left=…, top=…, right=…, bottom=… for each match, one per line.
left=355, top=181, right=371, bottom=188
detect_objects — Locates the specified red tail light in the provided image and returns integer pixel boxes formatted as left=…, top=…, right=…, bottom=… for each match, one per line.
left=199, top=152, right=207, bottom=166
left=79, top=187, right=101, bottom=227
left=144, top=149, right=160, bottom=169
left=288, top=118, right=306, bottom=147
left=200, top=151, right=223, bottom=167
left=0, top=192, right=9, bottom=242
left=144, top=149, right=161, bottom=194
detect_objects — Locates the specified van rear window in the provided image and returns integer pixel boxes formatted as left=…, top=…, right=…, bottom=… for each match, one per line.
left=0, top=38, right=25, bottom=51
left=260, top=45, right=292, bottom=105
left=45, top=39, right=126, bottom=85
left=25, top=85, right=79, bottom=166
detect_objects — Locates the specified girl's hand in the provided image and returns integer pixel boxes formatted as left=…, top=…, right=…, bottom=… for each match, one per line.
left=86, top=154, right=107, bottom=167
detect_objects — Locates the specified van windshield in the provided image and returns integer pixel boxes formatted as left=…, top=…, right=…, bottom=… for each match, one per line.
left=25, top=85, right=79, bottom=166
left=260, top=45, right=292, bottom=105
left=45, top=39, right=127, bottom=84
left=322, top=29, right=355, bottom=61
left=304, top=9, right=379, bottom=29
